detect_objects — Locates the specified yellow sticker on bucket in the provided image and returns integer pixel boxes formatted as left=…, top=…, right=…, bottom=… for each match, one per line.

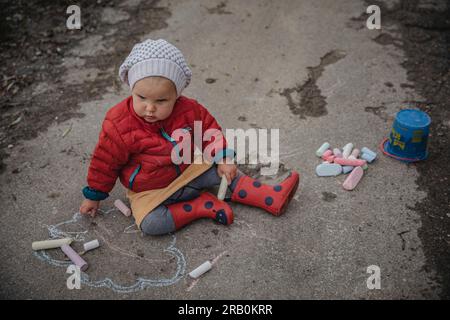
left=412, top=130, right=423, bottom=143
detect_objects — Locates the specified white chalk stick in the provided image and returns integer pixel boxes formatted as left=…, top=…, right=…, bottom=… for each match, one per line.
left=342, top=143, right=354, bottom=158
left=189, top=261, right=212, bottom=279
left=343, top=166, right=364, bottom=191
left=114, top=199, right=131, bottom=217
left=83, top=239, right=100, bottom=252
left=316, top=163, right=342, bottom=177
left=316, top=142, right=330, bottom=157
left=217, top=175, right=228, bottom=201
left=32, top=238, right=73, bottom=251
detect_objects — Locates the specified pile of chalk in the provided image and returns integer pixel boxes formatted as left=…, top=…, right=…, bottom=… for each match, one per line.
left=315, top=142, right=377, bottom=191
left=32, top=238, right=100, bottom=271
left=32, top=200, right=133, bottom=271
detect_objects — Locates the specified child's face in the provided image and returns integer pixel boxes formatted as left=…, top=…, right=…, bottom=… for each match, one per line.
left=131, top=76, right=178, bottom=123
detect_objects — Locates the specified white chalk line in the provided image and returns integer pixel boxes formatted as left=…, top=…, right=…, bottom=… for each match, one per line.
left=94, top=229, right=172, bottom=263
left=123, top=223, right=140, bottom=234
left=34, top=209, right=187, bottom=293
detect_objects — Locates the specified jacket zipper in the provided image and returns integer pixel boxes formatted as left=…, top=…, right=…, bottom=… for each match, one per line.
left=160, top=128, right=182, bottom=177
left=128, top=164, right=141, bottom=190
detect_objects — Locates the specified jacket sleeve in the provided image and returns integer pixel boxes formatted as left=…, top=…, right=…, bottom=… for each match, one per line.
left=85, top=118, right=130, bottom=196
left=196, top=102, right=235, bottom=163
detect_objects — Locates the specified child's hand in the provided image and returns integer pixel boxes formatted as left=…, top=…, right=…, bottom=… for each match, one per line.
left=217, top=161, right=237, bottom=185
left=80, top=199, right=100, bottom=217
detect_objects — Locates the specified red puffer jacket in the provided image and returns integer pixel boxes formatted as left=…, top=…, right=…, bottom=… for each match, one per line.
left=85, top=95, right=228, bottom=195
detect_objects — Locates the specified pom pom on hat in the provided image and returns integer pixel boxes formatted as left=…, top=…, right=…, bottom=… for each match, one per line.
left=119, top=39, right=192, bottom=97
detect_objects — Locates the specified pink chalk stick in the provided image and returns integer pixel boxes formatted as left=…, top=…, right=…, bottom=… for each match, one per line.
left=61, top=244, right=88, bottom=271
left=324, top=155, right=335, bottom=163
left=350, top=148, right=360, bottom=158
left=114, top=199, right=131, bottom=217
left=343, top=166, right=364, bottom=191
left=321, top=150, right=333, bottom=160
left=334, top=157, right=367, bottom=167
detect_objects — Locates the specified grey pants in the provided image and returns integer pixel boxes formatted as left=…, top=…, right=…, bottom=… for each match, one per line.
left=140, top=165, right=242, bottom=235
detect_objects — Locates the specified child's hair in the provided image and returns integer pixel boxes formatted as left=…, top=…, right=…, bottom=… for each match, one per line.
left=118, top=39, right=192, bottom=97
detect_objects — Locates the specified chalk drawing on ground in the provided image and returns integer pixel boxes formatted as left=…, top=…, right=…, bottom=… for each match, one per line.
left=33, top=208, right=186, bottom=293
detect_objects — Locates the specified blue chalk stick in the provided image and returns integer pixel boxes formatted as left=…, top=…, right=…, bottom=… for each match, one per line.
left=316, top=163, right=342, bottom=177
left=342, top=166, right=354, bottom=174
left=361, top=152, right=377, bottom=163
left=361, top=147, right=377, bottom=158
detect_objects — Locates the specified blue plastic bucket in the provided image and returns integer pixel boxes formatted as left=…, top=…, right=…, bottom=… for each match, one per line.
left=381, top=109, right=431, bottom=162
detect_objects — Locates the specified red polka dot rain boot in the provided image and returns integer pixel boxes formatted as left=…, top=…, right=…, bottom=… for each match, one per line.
left=167, top=191, right=234, bottom=230
left=231, top=171, right=300, bottom=216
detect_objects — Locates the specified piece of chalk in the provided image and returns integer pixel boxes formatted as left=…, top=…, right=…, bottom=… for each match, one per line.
left=316, top=163, right=342, bottom=177
left=342, top=166, right=364, bottom=191
left=316, top=142, right=330, bottom=157
left=114, top=199, right=131, bottom=217
left=189, top=261, right=212, bottom=279
left=334, top=157, right=367, bottom=167
left=350, top=148, right=360, bottom=158
left=217, top=175, right=228, bottom=201
left=324, top=155, right=335, bottom=163
left=362, top=163, right=368, bottom=170
left=32, top=238, right=73, bottom=251
left=361, top=152, right=377, bottom=163
left=342, top=143, right=354, bottom=158
left=83, top=239, right=100, bottom=252
left=361, top=147, right=377, bottom=158
left=342, top=166, right=354, bottom=174
left=321, top=149, right=333, bottom=159
left=333, top=148, right=342, bottom=158
left=61, top=244, right=88, bottom=271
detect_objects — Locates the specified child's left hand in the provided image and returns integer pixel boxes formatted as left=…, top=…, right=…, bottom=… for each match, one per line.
left=217, top=160, right=237, bottom=185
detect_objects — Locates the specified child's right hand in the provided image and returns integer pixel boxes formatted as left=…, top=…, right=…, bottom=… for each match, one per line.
left=80, top=199, right=100, bottom=217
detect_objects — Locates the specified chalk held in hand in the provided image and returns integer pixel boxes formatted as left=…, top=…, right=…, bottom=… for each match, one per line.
left=343, top=166, right=364, bottom=191
left=32, top=238, right=73, bottom=251
left=83, top=239, right=100, bottom=252
left=61, top=244, right=88, bottom=271
left=316, top=142, right=330, bottom=157
left=217, top=175, right=228, bottom=201
left=114, top=199, right=131, bottom=217
left=189, top=261, right=212, bottom=279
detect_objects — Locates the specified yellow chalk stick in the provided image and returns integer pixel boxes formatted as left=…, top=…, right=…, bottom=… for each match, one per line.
left=32, top=238, right=73, bottom=251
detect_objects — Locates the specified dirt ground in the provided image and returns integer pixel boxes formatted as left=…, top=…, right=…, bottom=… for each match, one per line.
left=0, top=0, right=449, bottom=299
left=371, top=0, right=450, bottom=298
left=0, top=0, right=170, bottom=173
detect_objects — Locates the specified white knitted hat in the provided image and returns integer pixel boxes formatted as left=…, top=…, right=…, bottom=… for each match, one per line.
left=119, top=39, right=192, bottom=96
